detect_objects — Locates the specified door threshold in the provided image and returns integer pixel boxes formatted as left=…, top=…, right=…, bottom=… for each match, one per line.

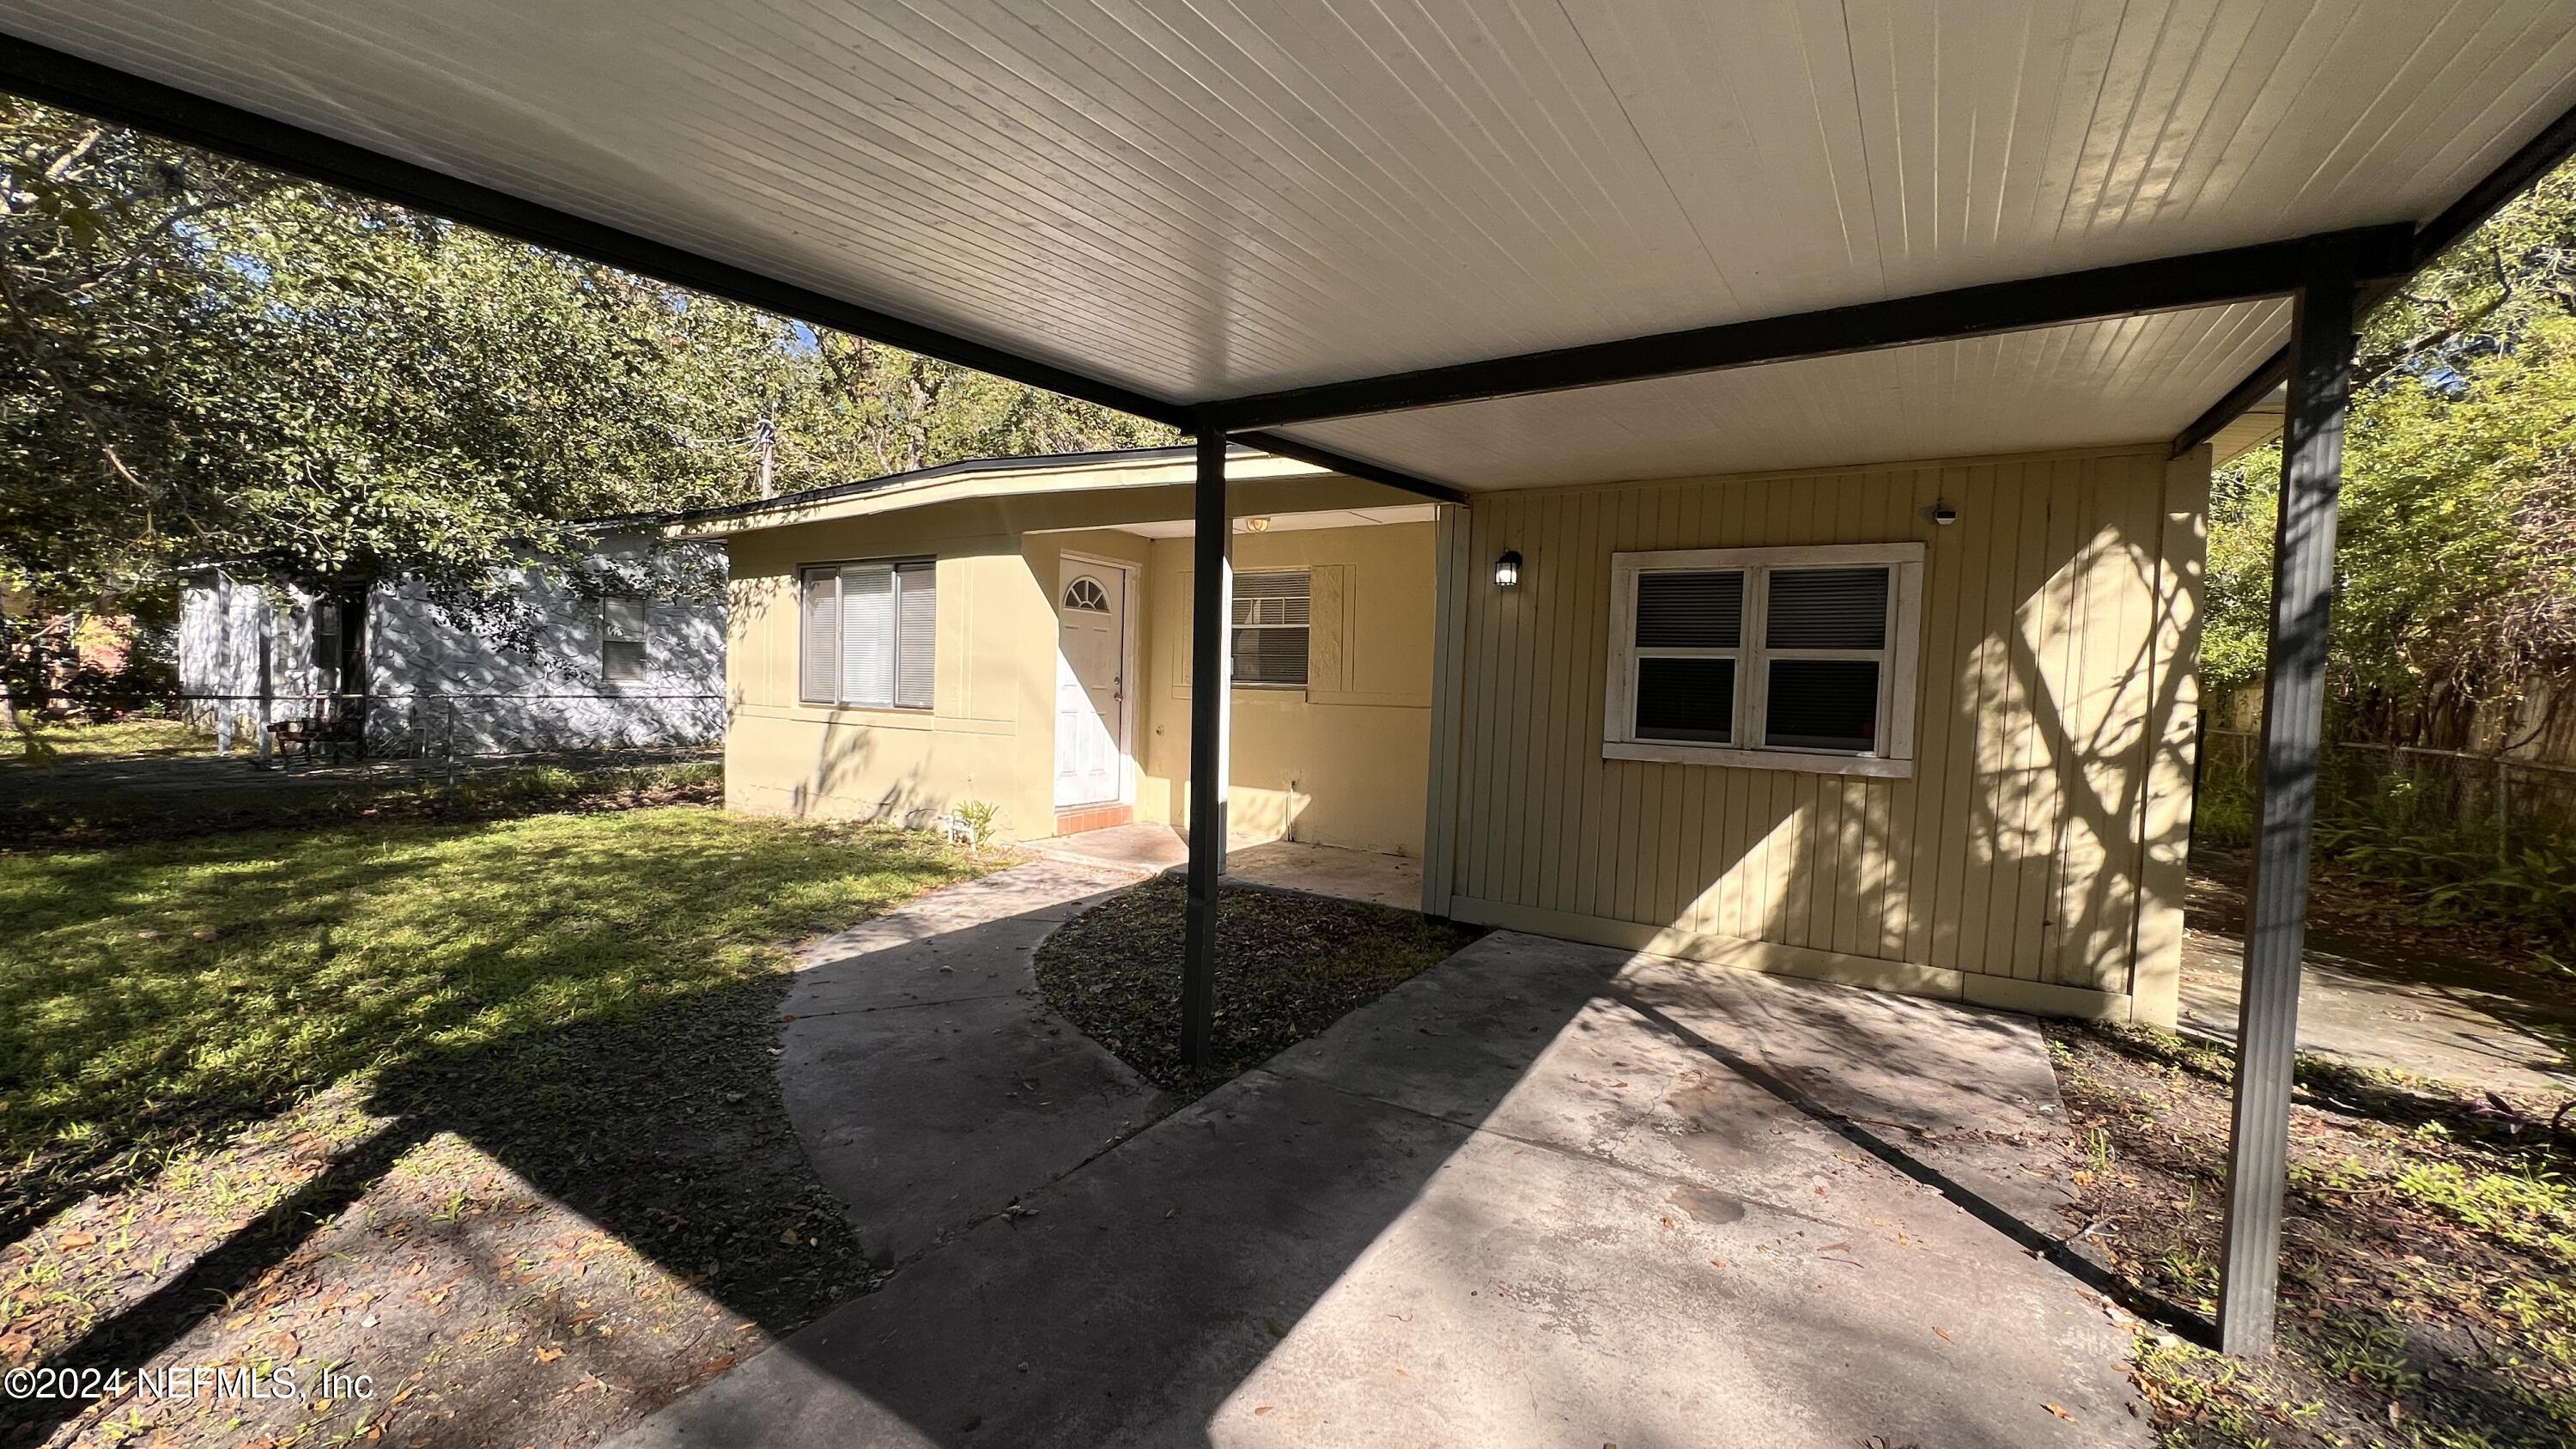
left=1053, top=803, right=1134, bottom=837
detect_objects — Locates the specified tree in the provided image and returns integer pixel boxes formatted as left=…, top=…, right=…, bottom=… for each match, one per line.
left=0, top=99, right=1175, bottom=718
left=2204, top=160, right=2576, bottom=748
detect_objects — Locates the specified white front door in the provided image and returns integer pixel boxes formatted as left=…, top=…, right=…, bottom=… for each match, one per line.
left=1054, top=563, right=1127, bottom=808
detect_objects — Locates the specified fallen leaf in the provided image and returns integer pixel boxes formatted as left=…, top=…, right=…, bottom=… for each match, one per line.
left=2044, top=1403, right=2075, bottom=1422
left=1931, top=1325, right=1955, bottom=1343
left=1818, top=1241, right=1852, bottom=1254
left=1253, top=1406, right=1273, bottom=1416
left=534, top=1348, right=563, bottom=1364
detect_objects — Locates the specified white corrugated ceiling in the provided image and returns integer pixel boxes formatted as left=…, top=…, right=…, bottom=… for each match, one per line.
left=8, top=1, right=2574, bottom=487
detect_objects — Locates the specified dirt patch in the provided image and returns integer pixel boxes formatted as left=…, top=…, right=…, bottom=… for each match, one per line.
left=1032, top=879, right=1481, bottom=1098
left=2046, top=1022, right=2576, bottom=1448
left=8, top=973, right=876, bottom=1449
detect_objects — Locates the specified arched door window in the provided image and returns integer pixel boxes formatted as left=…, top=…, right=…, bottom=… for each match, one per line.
left=1062, top=575, right=1111, bottom=612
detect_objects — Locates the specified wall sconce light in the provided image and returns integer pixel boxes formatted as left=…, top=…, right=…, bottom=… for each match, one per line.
left=1494, top=549, right=1522, bottom=587
left=1929, top=501, right=1959, bottom=527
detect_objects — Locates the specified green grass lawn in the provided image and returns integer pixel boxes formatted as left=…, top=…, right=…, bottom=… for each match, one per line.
left=1, top=805, right=973, bottom=1233
left=0, top=801, right=990, bottom=1446
left=2, top=717, right=210, bottom=765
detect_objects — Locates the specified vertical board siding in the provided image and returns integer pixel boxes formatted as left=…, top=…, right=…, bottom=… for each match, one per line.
left=1441, top=447, right=2192, bottom=1004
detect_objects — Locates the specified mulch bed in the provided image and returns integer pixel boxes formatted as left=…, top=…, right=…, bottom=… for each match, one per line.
left=2046, top=1022, right=2576, bottom=1448
left=1033, top=879, right=1481, bottom=1098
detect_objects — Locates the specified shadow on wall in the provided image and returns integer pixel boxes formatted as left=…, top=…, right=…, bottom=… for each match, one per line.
left=1449, top=461, right=2196, bottom=1008
left=178, top=544, right=728, bottom=757
left=364, top=551, right=726, bottom=755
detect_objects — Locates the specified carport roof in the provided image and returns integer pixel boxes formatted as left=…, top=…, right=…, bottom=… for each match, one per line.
left=8, top=3, right=2575, bottom=489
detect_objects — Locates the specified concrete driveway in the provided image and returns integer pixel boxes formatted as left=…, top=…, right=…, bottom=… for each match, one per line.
left=614, top=868, right=2145, bottom=1449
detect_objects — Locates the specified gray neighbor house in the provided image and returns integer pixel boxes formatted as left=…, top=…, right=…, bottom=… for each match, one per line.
left=178, top=528, right=726, bottom=757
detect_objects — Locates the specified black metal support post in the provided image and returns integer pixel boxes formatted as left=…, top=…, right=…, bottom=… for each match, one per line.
left=1180, top=425, right=1232, bottom=1068
left=2216, top=268, right=2357, bottom=1356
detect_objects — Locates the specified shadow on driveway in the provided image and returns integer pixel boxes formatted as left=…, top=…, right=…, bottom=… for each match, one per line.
left=615, top=919, right=2153, bottom=1449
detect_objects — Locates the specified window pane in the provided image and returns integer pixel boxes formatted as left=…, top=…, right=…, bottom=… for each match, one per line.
left=840, top=563, right=895, bottom=707
left=1634, top=657, right=1735, bottom=743
left=1232, top=626, right=1309, bottom=686
left=604, top=597, right=647, bottom=641
left=1764, top=659, right=1880, bottom=752
left=603, top=638, right=648, bottom=684
left=799, top=569, right=839, bottom=703
left=1636, top=571, right=1742, bottom=648
left=894, top=561, right=936, bottom=709
left=1765, top=567, right=1888, bottom=649
left=1233, top=570, right=1309, bottom=626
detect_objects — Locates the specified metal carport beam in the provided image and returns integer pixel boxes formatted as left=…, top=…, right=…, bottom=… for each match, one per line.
left=2216, top=266, right=2356, bottom=1357
left=1204, top=227, right=2415, bottom=432
left=1180, top=423, right=1231, bottom=1068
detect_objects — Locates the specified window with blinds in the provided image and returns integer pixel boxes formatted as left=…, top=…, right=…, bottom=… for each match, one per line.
left=1606, top=544, right=1923, bottom=774
left=602, top=597, right=650, bottom=684
left=1231, top=569, right=1309, bottom=687
left=799, top=558, right=936, bottom=709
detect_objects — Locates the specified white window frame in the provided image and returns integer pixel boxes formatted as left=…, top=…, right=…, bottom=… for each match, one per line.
left=601, top=596, right=650, bottom=685
left=1604, top=542, right=1924, bottom=778
left=799, top=557, right=936, bottom=710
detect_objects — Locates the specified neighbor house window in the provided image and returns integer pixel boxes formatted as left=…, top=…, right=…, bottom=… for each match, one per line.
left=602, top=597, right=649, bottom=684
left=1605, top=543, right=1923, bottom=776
left=1231, top=569, right=1309, bottom=687
left=800, top=558, right=936, bottom=709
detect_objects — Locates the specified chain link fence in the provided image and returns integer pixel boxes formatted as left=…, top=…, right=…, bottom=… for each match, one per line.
left=2198, top=728, right=2576, bottom=859
left=2196, top=728, right=2576, bottom=943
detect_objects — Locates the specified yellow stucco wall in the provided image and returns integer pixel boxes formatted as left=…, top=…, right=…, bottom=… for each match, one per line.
left=1135, top=523, right=1436, bottom=855
left=1424, top=445, right=2206, bottom=1026
left=723, top=509, right=1061, bottom=842
left=717, top=464, right=1437, bottom=854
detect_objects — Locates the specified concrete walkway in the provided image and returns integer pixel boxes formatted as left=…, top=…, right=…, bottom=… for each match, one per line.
left=2179, top=929, right=2576, bottom=1094
left=779, top=858, right=1175, bottom=1264
left=617, top=874, right=2145, bottom=1449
